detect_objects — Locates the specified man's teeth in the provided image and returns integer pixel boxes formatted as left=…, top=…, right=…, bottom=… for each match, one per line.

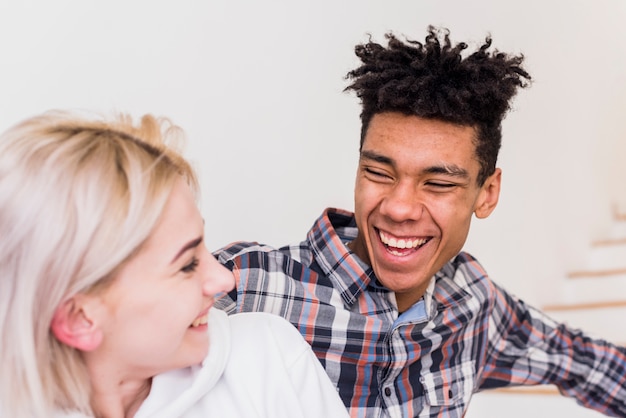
left=379, top=231, right=427, bottom=249
left=191, top=314, right=209, bottom=327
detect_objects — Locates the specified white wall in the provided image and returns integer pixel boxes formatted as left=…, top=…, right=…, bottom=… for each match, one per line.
left=1, top=1, right=625, bottom=416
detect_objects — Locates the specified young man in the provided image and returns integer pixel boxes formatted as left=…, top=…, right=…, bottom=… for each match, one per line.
left=216, top=26, right=626, bottom=417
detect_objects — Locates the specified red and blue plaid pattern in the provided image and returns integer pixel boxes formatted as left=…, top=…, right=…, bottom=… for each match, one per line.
left=216, top=208, right=626, bottom=418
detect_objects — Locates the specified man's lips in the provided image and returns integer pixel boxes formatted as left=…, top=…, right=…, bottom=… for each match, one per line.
left=378, top=230, right=429, bottom=250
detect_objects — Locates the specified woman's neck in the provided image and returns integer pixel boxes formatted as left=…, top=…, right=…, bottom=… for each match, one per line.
left=85, top=358, right=153, bottom=418
left=90, top=378, right=151, bottom=418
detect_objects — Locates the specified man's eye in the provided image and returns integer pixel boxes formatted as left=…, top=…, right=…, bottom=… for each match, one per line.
left=181, top=257, right=199, bottom=273
left=427, top=182, right=455, bottom=188
left=365, top=168, right=390, bottom=178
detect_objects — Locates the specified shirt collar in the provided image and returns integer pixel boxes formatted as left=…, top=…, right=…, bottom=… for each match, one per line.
left=307, top=208, right=378, bottom=307
left=307, top=208, right=473, bottom=312
left=431, top=259, right=473, bottom=313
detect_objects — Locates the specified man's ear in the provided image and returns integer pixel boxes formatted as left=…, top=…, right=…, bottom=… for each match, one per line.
left=474, top=168, right=502, bottom=219
left=50, top=295, right=103, bottom=352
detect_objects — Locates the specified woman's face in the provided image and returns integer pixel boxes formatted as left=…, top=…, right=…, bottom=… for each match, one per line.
left=95, top=178, right=234, bottom=378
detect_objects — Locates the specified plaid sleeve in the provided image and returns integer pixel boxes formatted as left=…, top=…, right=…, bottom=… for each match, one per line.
left=480, top=282, right=626, bottom=416
left=213, top=241, right=266, bottom=314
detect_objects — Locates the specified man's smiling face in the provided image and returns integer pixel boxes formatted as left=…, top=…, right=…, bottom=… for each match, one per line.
left=350, top=112, right=501, bottom=311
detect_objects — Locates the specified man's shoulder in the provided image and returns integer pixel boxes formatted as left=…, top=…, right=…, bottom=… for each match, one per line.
left=445, top=251, right=496, bottom=292
left=217, top=240, right=278, bottom=258
left=216, top=240, right=309, bottom=265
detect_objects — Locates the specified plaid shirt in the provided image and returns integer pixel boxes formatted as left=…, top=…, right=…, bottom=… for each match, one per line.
left=215, top=208, right=626, bottom=418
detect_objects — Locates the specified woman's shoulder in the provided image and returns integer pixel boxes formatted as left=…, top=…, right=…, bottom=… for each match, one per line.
left=229, top=312, right=305, bottom=341
left=227, top=312, right=311, bottom=363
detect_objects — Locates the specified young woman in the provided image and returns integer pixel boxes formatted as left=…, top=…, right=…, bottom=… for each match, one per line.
left=0, top=111, right=348, bottom=418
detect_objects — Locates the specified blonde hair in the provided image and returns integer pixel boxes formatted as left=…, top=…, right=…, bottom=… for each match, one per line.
left=0, top=110, right=198, bottom=416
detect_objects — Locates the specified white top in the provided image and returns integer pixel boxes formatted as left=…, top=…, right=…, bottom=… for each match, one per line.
left=58, top=309, right=348, bottom=418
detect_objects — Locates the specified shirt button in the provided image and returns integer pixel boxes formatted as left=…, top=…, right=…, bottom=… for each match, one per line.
left=384, top=387, right=392, bottom=396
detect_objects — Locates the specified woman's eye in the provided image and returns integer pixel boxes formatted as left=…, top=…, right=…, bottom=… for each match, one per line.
left=181, top=257, right=199, bottom=273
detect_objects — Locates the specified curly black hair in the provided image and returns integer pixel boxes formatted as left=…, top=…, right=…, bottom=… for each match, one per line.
left=345, top=26, right=531, bottom=185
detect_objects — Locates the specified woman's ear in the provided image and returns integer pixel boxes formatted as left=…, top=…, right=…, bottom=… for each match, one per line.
left=474, top=168, right=502, bottom=219
left=50, top=295, right=103, bottom=352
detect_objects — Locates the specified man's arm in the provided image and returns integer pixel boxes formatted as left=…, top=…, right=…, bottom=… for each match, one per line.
left=480, top=282, right=626, bottom=416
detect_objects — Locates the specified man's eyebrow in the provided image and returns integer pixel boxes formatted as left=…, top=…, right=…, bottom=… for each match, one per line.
left=361, top=150, right=469, bottom=178
left=360, top=150, right=394, bottom=165
left=171, top=237, right=203, bottom=263
left=424, top=164, right=469, bottom=178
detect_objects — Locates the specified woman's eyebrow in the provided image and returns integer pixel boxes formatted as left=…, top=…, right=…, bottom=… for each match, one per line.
left=171, top=237, right=202, bottom=263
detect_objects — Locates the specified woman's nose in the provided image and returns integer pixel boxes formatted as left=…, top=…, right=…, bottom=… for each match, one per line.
left=202, top=251, right=235, bottom=296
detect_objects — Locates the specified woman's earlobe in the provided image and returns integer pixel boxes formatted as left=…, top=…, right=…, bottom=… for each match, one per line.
left=50, top=296, right=103, bottom=352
